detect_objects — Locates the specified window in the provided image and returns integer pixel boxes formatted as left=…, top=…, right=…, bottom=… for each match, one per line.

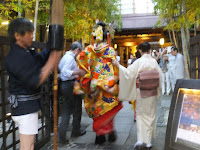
left=120, top=0, right=154, bottom=14
left=120, top=0, right=134, bottom=14
left=135, top=0, right=154, bottom=14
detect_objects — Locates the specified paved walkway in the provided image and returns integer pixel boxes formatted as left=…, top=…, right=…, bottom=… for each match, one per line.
left=41, top=95, right=172, bottom=150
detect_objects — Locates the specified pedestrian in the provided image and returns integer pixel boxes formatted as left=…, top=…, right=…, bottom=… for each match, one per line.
left=58, top=42, right=87, bottom=144
left=131, top=51, right=141, bottom=64
left=129, top=50, right=141, bottom=121
left=123, top=51, right=127, bottom=63
left=160, top=47, right=171, bottom=95
left=171, top=47, right=186, bottom=81
left=75, top=21, right=123, bottom=145
left=151, top=49, right=160, bottom=64
left=5, top=18, right=61, bottom=150
left=164, top=47, right=176, bottom=92
left=127, top=53, right=134, bottom=66
left=112, top=42, right=162, bottom=149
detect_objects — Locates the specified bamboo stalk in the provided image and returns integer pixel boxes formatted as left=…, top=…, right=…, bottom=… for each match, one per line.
left=51, top=0, right=64, bottom=25
left=50, top=0, right=64, bottom=149
left=181, top=25, right=190, bottom=78
left=168, top=30, right=173, bottom=44
left=169, top=16, right=178, bottom=48
left=53, top=65, right=58, bottom=150
left=18, top=0, right=21, bottom=17
left=33, top=0, right=39, bottom=41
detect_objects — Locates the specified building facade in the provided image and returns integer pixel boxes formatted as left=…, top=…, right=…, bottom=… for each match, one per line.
left=114, top=0, right=170, bottom=66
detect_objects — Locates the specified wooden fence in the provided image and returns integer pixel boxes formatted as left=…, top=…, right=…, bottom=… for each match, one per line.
left=190, top=34, right=200, bottom=79
left=0, top=36, right=52, bottom=150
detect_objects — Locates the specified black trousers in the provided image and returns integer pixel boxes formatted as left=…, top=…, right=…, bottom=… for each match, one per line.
left=58, top=81, right=82, bottom=139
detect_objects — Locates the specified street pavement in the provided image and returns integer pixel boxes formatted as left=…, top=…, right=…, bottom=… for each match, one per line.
left=41, top=94, right=172, bottom=150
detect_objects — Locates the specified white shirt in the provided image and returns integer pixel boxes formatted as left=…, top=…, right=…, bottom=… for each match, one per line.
left=174, top=53, right=185, bottom=79
left=166, top=54, right=176, bottom=70
left=58, top=51, right=78, bottom=81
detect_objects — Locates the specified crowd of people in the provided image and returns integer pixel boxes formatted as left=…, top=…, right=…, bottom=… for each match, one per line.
left=127, top=45, right=186, bottom=96
left=5, top=18, right=187, bottom=150
left=151, top=46, right=186, bottom=95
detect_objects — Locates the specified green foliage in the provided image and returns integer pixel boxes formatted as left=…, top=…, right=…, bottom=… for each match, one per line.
left=0, top=0, right=121, bottom=41
left=0, top=0, right=50, bottom=25
left=37, top=0, right=50, bottom=25
left=152, top=0, right=200, bottom=31
left=63, top=0, right=122, bottom=40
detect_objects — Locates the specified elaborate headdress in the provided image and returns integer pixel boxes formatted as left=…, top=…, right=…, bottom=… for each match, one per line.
left=92, top=21, right=112, bottom=46
left=92, top=25, right=103, bottom=43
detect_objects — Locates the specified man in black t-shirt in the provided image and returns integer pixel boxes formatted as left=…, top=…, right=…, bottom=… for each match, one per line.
left=5, top=18, right=60, bottom=150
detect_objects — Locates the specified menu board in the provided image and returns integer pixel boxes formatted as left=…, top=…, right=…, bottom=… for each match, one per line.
left=176, top=93, right=200, bottom=149
left=165, top=79, right=200, bottom=150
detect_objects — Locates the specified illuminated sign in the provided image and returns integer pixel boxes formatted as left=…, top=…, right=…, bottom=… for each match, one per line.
left=165, top=79, right=200, bottom=150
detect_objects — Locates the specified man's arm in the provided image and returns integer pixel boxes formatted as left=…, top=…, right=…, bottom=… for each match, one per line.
left=38, top=48, right=51, bottom=65
left=112, top=59, right=120, bottom=68
left=38, top=51, right=61, bottom=86
left=163, top=54, right=168, bottom=61
left=59, top=55, right=87, bottom=81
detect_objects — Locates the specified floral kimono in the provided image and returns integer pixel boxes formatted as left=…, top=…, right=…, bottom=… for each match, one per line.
left=74, top=43, right=122, bottom=135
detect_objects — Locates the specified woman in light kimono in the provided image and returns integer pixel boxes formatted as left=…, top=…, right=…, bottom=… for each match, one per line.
left=74, top=21, right=123, bottom=145
left=112, top=42, right=162, bottom=149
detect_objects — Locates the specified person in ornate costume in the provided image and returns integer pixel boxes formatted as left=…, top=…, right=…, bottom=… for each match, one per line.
left=74, top=21, right=123, bottom=144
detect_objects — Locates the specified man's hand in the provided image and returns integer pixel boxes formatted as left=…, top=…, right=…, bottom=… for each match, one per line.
left=72, top=69, right=87, bottom=76
left=112, top=59, right=120, bottom=67
left=104, top=85, right=115, bottom=94
left=79, top=69, right=87, bottom=76
left=155, top=51, right=160, bottom=57
left=90, top=89, right=99, bottom=99
left=162, top=48, right=167, bottom=55
left=38, top=50, right=61, bottom=86
left=163, top=55, right=168, bottom=61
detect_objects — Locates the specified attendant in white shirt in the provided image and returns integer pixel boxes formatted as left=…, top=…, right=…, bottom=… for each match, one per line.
left=164, top=47, right=176, bottom=92
left=127, top=53, right=134, bottom=66
left=161, top=47, right=171, bottom=95
left=171, top=47, right=186, bottom=80
left=58, top=42, right=86, bottom=144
